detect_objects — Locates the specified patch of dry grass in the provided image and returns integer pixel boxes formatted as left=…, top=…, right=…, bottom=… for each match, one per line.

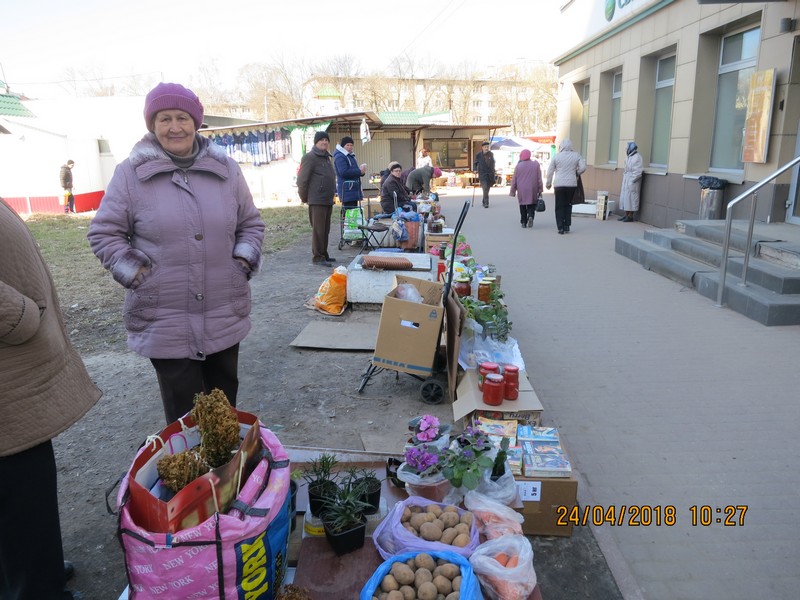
left=25, top=206, right=311, bottom=354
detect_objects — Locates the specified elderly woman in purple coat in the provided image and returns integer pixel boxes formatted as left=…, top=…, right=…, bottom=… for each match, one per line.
left=509, top=149, right=544, bottom=229
left=88, top=83, right=265, bottom=423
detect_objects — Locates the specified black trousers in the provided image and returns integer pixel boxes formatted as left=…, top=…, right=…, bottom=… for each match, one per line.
left=519, top=204, right=536, bottom=224
left=0, top=440, right=67, bottom=600
left=308, top=204, right=333, bottom=261
left=480, top=180, right=492, bottom=206
left=150, top=343, right=240, bottom=424
left=554, top=186, right=576, bottom=231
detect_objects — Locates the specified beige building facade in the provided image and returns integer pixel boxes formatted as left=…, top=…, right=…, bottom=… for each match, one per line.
left=553, top=0, right=800, bottom=227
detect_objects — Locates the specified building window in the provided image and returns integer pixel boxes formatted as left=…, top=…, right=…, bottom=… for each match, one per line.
left=472, top=100, right=481, bottom=108
left=651, top=55, right=675, bottom=167
left=710, top=27, right=760, bottom=171
left=580, top=82, right=590, bottom=158
left=609, top=72, right=622, bottom=164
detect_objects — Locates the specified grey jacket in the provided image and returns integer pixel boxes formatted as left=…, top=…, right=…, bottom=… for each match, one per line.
left=546, top=139, right=586, bottom=188
left=87, top=133, right=265, bottom=360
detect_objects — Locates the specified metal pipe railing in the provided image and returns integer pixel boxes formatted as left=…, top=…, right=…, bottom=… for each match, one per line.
left=716, top=154, right=800, bottom=307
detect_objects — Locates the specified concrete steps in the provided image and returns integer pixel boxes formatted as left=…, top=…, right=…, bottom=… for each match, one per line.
left=616, top=220, right=800, bottom=326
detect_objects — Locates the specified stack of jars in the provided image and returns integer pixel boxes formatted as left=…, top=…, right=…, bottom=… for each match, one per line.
left=478, top=361, right=520, bottom=406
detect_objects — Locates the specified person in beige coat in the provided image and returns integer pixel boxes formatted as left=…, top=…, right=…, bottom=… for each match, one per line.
left=0, top=197, right=101, bottom=599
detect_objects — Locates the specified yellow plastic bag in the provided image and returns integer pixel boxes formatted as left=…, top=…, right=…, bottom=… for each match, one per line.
left=314, top=267, right=347, bottom=315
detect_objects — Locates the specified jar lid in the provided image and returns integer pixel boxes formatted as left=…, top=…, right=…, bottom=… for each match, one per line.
left=479, top=361, right=499, bottom=370
left=482, top=277, right=496, bottom=283
left=454, top=276, right=470, bottom=282
left=503, top=364, right=520, bottom=373
left=485, top=373, right=504, bottom=383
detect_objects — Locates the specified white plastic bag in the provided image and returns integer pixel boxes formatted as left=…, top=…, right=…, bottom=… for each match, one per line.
left=395, top=283, right=423, bottom=303
left=469, top=534, right=537, bottom=600
left=464, top=491, right=524, bottom=539
left=475, top=464, right=519, bottom=506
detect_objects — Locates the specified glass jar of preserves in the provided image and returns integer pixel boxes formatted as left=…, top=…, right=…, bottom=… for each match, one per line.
left=502, top=364, right=520, bottom=400
left=482, top=373, right=505, bottom=406
left=478, top=361, right=500, bottom=391
left=478, top=281, right=493, bottom=303
left=453, top=276, right=471, bottom=298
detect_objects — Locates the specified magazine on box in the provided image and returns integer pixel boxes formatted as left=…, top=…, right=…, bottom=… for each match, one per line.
left=473, top=415, right=518, bottom=447
left=522, top=451, right=572, bottom=478
left=517, top=425, right=559, bottom=442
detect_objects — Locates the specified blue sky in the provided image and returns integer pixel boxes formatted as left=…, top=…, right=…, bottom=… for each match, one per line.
left=1, top=0, right=564, bottom=99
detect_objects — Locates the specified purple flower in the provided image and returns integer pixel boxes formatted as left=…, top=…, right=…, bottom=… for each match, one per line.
left=415, top=415, right=440, bottom=442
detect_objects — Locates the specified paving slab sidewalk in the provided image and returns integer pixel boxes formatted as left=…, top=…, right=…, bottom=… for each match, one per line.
left=439, top=189, right=800, bottom=600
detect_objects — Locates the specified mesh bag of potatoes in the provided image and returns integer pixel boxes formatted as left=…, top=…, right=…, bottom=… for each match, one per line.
left=359, top=550, right=481, bottom=600
left=373, top=496, right=479, bottom=560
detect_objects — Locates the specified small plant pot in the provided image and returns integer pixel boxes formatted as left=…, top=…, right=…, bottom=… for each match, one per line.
left=406, top=477, right=453, bottom=503
left=322, top=517, right=367, bottom=556
left=307, top=481, right=338, bottom=518
left=355, top=478, right=381, bottom=515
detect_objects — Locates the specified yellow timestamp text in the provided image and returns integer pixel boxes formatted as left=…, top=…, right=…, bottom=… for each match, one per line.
left=555, top=504, right=748, bottom=527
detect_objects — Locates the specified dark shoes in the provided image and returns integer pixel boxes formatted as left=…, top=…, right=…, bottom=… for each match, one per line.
left=564, top=227, right=570, bottom=233
left=618, top=215, right=627, bottom=221
left=312, top=259, right=334, bottom=267
left=620, top=216, right=633, bottom=222
left=527, top=217, right=534, bottom=228
left=558, top=229, right=564, bottom=234
left=521, top=222, right=527, bottom=228
left=483, top=201, right=489, bottom=208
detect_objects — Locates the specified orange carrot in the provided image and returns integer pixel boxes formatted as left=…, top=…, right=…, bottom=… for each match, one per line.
left=506, top=555, right=519, bottom=568
left=494, top=552, right=509, bottom=566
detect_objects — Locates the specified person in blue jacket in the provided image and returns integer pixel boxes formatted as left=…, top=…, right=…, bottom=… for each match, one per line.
left=334, top=136, right=366, bottom=209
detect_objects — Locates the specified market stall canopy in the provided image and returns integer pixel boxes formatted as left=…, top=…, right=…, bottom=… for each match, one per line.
left=489, top=136, right=538, bottom=152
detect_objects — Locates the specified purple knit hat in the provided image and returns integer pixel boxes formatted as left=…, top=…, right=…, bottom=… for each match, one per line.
left=144, top=83, right=204, bottom=132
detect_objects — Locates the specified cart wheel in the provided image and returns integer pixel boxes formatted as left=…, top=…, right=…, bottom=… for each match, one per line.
left=419, top=378, right=445, bottom=405
left=338, top=239, right=345, bottom=250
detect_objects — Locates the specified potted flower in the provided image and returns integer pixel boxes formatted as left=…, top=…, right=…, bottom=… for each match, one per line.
left=319, top=484, right=371, bottom=555
left=289, top=469, right=302, bottom=532
left=343, top=466, right=382, bottom=515
left=408, top=414, right=451, bottom=451
left=442, top=426, right=495, bottom=490
left=301, top=452, right=339, bottom=518
left=397, top=443, right=453, bottom=502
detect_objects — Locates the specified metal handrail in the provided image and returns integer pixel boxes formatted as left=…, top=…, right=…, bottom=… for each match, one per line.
left=716, top=154, right=800, bottom=307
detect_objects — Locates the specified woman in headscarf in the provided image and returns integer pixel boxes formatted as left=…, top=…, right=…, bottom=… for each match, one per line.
left=619, top=141, right=643, bottom=222
left=380, top=161, right=413, bottom=214
left=87, top=82, right=265, bottom=424
left=545, top=139, right=586, bottom=234
left=509, top=149, right=543, bottom=229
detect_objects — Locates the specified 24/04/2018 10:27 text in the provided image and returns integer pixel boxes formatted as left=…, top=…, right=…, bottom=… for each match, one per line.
left=555, top=505, right=748, bottom=527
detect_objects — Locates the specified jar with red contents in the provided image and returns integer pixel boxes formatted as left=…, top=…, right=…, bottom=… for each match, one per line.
left=482, top=373, right=505, bottom=406
left=478, top=361, right=500, bottom=391
left=453, top=276, right=471, bottom=298
left=502, top=364, right=520, bottom=400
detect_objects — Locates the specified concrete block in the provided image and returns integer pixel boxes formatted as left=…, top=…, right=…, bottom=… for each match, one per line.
left=346, top=251, right=437, bottom=305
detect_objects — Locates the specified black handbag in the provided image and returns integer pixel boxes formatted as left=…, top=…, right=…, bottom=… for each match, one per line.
left=535, top=194, right=546, bottom=212
left=572, top=175, right=586, bottom=205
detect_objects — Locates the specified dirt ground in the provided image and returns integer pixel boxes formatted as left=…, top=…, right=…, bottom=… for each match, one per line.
left=55, top=229, right=622, bottom=599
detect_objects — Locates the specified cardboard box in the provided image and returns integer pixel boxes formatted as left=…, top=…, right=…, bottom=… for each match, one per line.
left=514, top=474, right=579, bottom=537
left=373, top=275, right=445, bottom=377
left=452, top=368, right=543, bottom=426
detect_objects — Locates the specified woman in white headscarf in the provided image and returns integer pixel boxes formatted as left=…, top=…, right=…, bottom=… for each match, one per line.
left=618, top=141, right=643, bottom=222
left=545, top=139, right=586, bottom=234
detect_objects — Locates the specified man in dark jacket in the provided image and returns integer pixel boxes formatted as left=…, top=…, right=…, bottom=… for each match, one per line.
left=297, top=131, right=337, bottom=266
left=406, top=165, right=442, bottom=195
left=59, top=160, right=75, bottom=213
left=473, top=142, right=496, bottom=208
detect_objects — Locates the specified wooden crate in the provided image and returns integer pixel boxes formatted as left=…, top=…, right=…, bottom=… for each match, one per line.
left=424, top=232, right=454, bottom=255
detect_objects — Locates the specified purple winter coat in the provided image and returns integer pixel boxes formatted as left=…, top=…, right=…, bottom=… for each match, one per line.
left=509, top=153, right=543, bottom=205
left=87, top=133, right=265, bottom=360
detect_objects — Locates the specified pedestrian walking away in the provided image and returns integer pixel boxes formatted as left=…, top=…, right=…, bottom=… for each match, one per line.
left=473, top=141, right=496, bottom=208
left=297, top=130, right=337, bottom=266
left=546, top=139, right=586, bottom=234
left=618, top=141, right=643, bottom=222
left=1, top=197, right=102, bottom=600
left=87, top=82, right=265, bottom=424
left=509, top=149, right=543, bottom=229
left=60, top=159, right=75, bottom=213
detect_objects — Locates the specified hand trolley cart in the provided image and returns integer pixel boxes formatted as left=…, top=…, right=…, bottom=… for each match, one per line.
left=357, top=198, right=470, bottom=404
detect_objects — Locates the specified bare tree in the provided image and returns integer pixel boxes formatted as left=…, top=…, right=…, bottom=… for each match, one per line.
left=489, top=63, right=557, bottom=134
